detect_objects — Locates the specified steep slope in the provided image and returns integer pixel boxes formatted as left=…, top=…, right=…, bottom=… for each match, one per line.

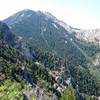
left=3, top=9, right=87, bottom=66
left=0, top=22, right=98, bottom=100
left=3, top=9, right=100, bottom=98
left=0, top=21, right=74, bottom=100
left=3, top=9, right=100, bottom=72
left=0, top=21, right=17, bottom=46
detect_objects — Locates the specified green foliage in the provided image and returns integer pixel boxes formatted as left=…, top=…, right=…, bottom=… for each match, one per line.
left=0, top=80, right=23, bottom=100
left=70, top=65, right=100, bottom=96
left=32, top=96, right=35, bottom=100
left=85, top=95, right=97, bottom=100
left=0, top=79, right=33, bottom=100
left=60, top=87, right=77, bottom=100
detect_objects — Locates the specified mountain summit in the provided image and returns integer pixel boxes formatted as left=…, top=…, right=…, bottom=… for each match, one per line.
left=3, top=9, right=100, bottom=66
left=4, top=9, right=100, bottom=45
left=3, top=9, right=79, bottom=51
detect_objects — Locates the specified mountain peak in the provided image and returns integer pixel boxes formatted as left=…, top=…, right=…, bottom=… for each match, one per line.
left=19, top=9, right=35, bottom=14
left=4, top=9, right=73, bottom=32
left=37, top=10, right=57, bottom=21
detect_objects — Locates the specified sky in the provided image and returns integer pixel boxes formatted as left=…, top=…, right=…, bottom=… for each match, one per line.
left=0, top=0, right=100, bottom=29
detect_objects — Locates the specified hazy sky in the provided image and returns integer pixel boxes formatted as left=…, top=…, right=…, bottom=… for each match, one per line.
left=0, top=0, right=100, bottom=29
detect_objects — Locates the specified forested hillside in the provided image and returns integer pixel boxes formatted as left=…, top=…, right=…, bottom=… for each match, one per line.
left=3, top=9, right=100, bottom=94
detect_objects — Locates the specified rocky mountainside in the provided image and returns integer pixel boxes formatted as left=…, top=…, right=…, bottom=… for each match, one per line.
left=2, top=9, right=100, bottom=99
left=3, top=9, right=100, bottom=68
left=4, top=9, right=100, bottom=45
left=2, top=10, right=94, bottom=64
left=75, top=29, right=100, bottom=45
left=0, top=21, right=72, bottom=100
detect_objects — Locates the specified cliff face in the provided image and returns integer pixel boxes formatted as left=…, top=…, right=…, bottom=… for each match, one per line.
left=0, top=21, right=17, bottom=46
left=76, top=29, right=100, bottom=45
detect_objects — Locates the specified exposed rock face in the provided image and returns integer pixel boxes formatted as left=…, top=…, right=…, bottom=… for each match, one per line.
left=75, top=29, right=100, bottom=45
left=23, top=89, right=49, bottom=100
left=0, top=21, right=32, bottom=60
left=0, top=21, right=17, bottom=46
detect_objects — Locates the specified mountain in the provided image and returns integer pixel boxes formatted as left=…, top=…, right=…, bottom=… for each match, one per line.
left=2, top=9, right=100, bottom=99
left=0, top=21, right=71, bottom=100
left=3, top=9, right=88, bottom=65
left=4, top=9, right=100, bottom=45
left=0, top=22, right=65, bottom=99
left=3, top=9, right=100, bottom=67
